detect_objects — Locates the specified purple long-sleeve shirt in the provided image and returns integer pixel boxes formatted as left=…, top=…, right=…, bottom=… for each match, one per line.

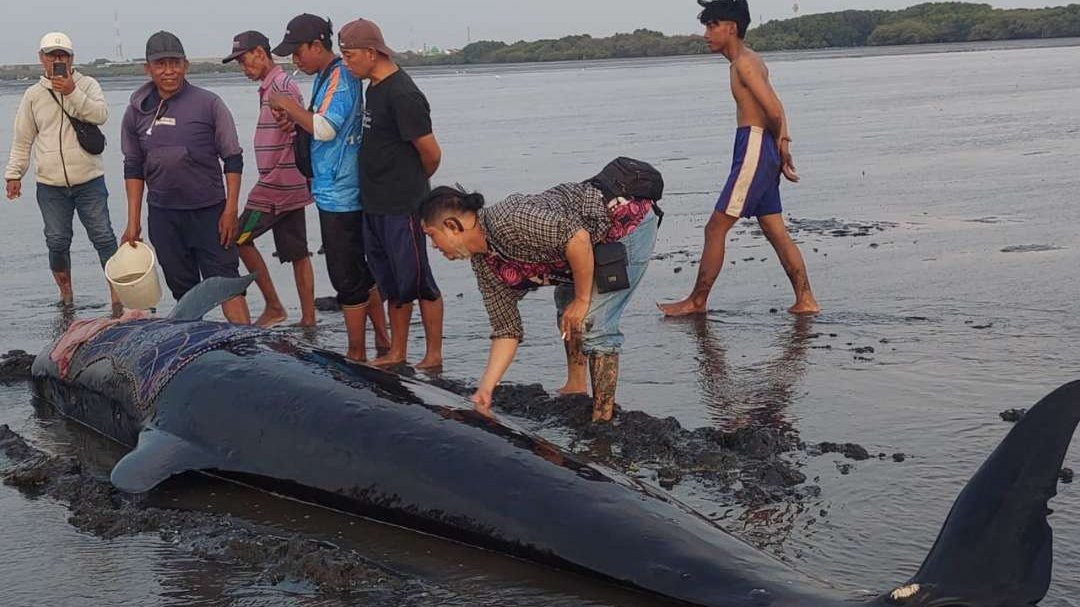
left=121, top=80, right=243, bottom=211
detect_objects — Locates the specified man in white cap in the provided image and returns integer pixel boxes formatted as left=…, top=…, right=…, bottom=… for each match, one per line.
left=4, top=32, right=120, bottom=312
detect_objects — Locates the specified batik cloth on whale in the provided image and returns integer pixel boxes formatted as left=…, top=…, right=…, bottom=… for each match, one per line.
left=63, top=319, right=262, bottom=411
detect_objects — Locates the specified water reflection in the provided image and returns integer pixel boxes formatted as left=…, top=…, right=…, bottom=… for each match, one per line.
left=687, top=316, right=814, bottom=432
left=682, top=316, right=817, bottom=550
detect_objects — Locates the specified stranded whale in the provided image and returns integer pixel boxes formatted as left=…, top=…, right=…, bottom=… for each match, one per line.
left=31, top=277, right=1080, bottom=606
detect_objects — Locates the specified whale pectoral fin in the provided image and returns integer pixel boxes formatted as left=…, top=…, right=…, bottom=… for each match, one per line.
left=169, top=274, right=257, bottom=321
left=110, top=427, right=219, bottom=493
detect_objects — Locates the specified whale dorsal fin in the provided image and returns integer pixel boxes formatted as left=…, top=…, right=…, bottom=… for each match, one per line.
left=169, top=275, right=256, bottom=321
left=110, top=427, right=219, bottom=493
left=881, top=380, right=1080, bottom=606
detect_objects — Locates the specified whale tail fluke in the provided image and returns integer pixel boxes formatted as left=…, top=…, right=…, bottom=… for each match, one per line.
left=877, top=380, right=1080, bottom=606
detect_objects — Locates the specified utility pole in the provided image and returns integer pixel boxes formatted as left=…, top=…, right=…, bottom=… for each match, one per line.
left=114, top=10, right=125, bottom=62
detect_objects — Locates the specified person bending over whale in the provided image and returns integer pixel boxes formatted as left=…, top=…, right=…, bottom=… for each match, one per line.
left=420, top=175, right=658, bottom=422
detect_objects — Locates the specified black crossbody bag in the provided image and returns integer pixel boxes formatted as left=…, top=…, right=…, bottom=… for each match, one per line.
left=593, top=241, right=630, bottom=294
left=293, top=59, right=340, bottom=179
left=49, top=90, right=106, bottom=155
left=588, top=157, right=667, bottom=293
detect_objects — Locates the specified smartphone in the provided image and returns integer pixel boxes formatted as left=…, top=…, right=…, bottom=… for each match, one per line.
left=53, top=62, right=68, bottom=78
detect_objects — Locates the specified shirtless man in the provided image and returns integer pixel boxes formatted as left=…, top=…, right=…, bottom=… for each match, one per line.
left=659, top=0, right=820, bottom=317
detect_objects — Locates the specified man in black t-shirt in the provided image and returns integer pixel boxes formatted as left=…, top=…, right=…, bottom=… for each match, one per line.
left=340, top=19, right=444, bottom=370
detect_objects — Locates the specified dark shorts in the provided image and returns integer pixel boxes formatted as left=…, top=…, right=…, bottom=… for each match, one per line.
left=363, top=213, right=440, bottom=306
left=318, top=209, right=375, bottom=307
left=716, top=126, right=783, bottom=219
left=236, top=207, right=311, bottom=263
left=147, top=202, right=241, bottom=301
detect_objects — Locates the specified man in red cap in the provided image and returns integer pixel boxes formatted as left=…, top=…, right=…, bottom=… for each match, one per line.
left=339, top=18, right=444, bottom=369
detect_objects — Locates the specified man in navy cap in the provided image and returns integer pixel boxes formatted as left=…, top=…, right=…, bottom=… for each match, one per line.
left=268, top=14, right=389, bottom=361
left=120, top=31, right=251, bottom=323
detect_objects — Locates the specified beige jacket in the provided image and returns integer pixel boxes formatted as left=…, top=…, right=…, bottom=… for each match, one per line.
left=4, top=71, right=107, bottom=187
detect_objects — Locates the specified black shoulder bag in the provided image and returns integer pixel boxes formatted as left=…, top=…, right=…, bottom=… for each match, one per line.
left=588, top=157, right=667, bottom=293
left=49, top=90, right=106, bottom=155
left=293, top=59, right=340, bottom=179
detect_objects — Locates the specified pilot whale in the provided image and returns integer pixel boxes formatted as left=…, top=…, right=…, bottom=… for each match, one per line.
left=31, top=276, right=1079, bottom=607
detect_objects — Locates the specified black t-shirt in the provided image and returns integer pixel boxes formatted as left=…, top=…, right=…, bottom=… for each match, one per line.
left=359, top=69, right=433, bottom=215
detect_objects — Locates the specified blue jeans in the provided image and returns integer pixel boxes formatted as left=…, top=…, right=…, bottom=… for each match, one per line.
left=555, top=210, right=659, bottom=355
left=36, top=176, right=118, bottom=272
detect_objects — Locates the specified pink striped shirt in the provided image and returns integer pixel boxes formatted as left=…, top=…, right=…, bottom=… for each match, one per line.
left=246, top=65, right=312, bottom=213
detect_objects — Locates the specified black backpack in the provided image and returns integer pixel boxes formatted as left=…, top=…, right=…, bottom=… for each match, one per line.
left=587, top=156, right=665, bottom=225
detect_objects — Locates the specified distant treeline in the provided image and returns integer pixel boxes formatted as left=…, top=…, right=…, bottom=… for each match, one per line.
left=397, top=29, right=707, bottom=66
left=0, top=61, right=238, bottom=81
left=747, top=2, right=1080, bottom=50
left=2, top=2, right=1078, bottom=79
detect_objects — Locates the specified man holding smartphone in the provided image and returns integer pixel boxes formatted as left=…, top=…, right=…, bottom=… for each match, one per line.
left=4, top=32, right=120, bottom=312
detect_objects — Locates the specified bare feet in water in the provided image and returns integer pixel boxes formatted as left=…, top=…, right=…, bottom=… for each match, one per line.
left=255, top=305, right=288, bottom=328
left=656, top=298, right=707, bottom=317
left=415, top=355, right=443, bottom=371
left=557, top=383, right=589, bottom=397
left=370, top=352, right=406, bottom=368
left=788, top=299, right=821, bottom=315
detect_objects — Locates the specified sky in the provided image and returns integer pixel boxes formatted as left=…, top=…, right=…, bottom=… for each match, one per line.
left=3, top=0, right=1070, bottom=65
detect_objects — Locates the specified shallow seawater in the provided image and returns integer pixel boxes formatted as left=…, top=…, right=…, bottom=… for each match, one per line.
left=1, top=38, right=1079, bottom=605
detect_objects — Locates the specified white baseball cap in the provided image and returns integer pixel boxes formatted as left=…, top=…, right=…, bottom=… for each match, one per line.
left=39, top=32, right=74, bottom=54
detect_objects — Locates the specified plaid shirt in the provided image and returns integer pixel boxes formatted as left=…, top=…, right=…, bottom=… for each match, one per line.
left=471, top=182, right=611, bottom=341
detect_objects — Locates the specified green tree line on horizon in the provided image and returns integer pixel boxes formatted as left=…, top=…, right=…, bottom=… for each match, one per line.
left=1, top=2, right=1078, bottom=79
left=747, top=2, right=1080, bottom=50
left=394, top=2, right=1080, bottom=65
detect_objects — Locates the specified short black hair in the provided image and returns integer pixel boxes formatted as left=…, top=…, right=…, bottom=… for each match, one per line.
left=420, top=185, right=485, bottom=225
left=698, top=0, right=751, bottom=39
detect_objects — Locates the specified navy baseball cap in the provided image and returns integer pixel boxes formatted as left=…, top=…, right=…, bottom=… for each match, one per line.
left=273, top=14, right=332, bottom=56
left=223, top=30, right=271, bottom=63
left=146, top=31, right=186, bottom=62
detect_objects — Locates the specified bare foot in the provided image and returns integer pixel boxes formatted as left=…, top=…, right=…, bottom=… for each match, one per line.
left=415, top=355, right=443, bottom=371
left=657, top=298, right=707, bottom=317
left=375, top=340, right=391, bottom=357
left=255, top=307, right=288, bottom=328
left=346, top=347, right=367, bottom=363
left=557, top=384, right=589, bottom=397
left=591, top=402, right=615, bottom=423
left=295, top=316, right=316, bottom=328
left=371, top=353, right=406, bottom=367
left=788, top=300, right=821, bottom=315
left=111, top=302, right=124, bottom=318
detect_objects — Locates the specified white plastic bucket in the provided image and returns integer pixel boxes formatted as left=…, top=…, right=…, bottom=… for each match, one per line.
left=105, top=241, right=163, bottom=310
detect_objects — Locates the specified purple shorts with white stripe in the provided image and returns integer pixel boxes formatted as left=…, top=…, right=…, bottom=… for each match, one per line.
left=715, top=126, right=783, bottom=218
